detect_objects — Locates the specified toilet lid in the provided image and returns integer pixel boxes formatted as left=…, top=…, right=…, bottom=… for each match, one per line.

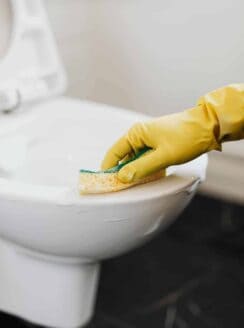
left=0, top=0, right=66, bottom=112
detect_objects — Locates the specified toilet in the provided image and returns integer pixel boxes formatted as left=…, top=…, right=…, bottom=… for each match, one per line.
left=0, top=1, right=207, bottom=327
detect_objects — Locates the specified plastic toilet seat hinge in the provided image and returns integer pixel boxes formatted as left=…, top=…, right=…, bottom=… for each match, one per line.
left=0, top=77, right=49, bottom=113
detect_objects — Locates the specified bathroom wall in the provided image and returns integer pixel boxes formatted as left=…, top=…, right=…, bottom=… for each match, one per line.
left=45, top=0, right=244, bottom=115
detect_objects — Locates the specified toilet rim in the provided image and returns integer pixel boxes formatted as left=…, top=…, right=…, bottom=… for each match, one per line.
left=0, top=96, right=207, bottom=207
left=0, top=174, right=201, bottom=206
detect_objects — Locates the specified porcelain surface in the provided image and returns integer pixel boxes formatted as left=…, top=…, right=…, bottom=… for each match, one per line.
left=0, top=97, right=207, bottom=327
left=0, top=97, right=207, bottom=261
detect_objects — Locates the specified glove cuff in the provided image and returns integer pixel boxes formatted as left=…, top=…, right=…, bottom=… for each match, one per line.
left=199, top=84, right=244, bottom=144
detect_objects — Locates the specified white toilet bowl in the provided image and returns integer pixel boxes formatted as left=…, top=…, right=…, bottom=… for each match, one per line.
left=0, top=97, right=207, bottom=328
left=0, top=1, right=207, bottom=327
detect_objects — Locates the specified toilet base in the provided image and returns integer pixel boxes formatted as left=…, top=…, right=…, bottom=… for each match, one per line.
left=0, top=240, right=100, bottom=328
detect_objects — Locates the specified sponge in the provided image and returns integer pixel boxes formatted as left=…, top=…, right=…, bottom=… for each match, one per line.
left=78, top=148, right=164, bottom=194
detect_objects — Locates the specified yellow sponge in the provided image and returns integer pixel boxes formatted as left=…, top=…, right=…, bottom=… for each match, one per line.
left=78, top=148, right=164, bottom=194
left=78, top=170, right=164, bottom=194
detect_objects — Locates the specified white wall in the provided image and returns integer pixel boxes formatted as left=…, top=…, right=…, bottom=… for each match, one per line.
left=45, top=0, right=244, bottom=116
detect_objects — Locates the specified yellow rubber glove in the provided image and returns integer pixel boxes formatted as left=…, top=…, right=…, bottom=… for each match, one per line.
left=101, top=84, right=244, bottom=183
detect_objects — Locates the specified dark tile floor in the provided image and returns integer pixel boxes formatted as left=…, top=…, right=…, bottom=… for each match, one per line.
left=1, top=194, right=244, bottom=327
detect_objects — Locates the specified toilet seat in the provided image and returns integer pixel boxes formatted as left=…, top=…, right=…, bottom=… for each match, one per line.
left=0, top=0, right=66, bottom=112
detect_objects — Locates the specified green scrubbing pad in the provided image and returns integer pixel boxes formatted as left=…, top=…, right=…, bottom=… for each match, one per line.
left=79, top=147, right=150, bottom=174
left=78, top=148, right=165, bottom=194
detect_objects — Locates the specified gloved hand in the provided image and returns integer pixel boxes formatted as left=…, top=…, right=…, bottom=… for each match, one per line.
left=101, top=84, right=244, bottom=183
